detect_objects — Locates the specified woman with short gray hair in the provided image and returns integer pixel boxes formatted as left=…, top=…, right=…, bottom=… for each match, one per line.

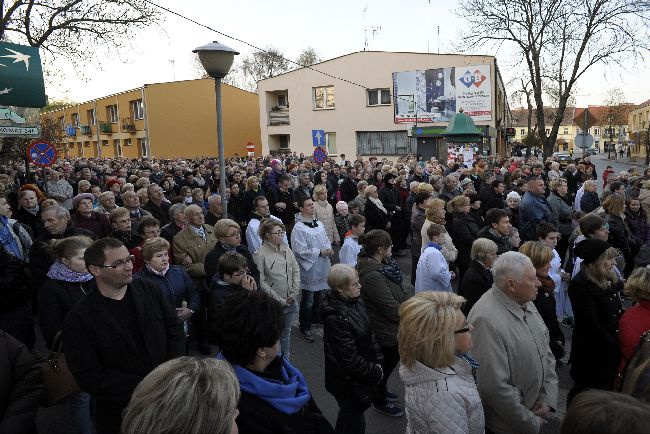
left=121, top=357, right=240, bottom=434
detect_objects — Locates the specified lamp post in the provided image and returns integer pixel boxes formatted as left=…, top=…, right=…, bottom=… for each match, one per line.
left=193, top=41, right=239, bottom=216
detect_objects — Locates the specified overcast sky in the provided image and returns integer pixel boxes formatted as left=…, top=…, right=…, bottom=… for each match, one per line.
left=46, top=0, right=650, bottom=107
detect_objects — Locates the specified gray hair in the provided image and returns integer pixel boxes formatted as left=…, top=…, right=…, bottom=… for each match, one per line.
left=121, top=357, right=239, bottom=434
left=492, top=251, right=534, bottom=290
left=184, top=204, right=203, bottom=216
left=41, top=205, right=70, bottom=220
left=471, top=238, right=498, bottom=263
left=98, top=191, right=114, bottom=201
left=506, top=191, right=521, bottom=202
left=409, top=180, right=420, bottom=191
left=168, top=203, right=187, bottom=220
left=207, top=194, right=221, bottom=206
left=328, top=263, right=358, bottom=292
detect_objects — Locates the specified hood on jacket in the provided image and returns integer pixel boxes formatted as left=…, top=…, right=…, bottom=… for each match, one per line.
left=356, top=255, right=382, bottom=278
left=399, top=357, right=475, bottom=386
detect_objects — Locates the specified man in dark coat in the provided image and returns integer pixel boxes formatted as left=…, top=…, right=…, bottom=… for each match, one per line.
left=63, top=238, right=185, bottom=434
left=13, top=189, right=43, bottom=237
left=339, top=168, right=359, bottom=203
left=476, top=209, right=513, bottom=255
left=266, top=175, right=297, bottom=229
left=143, top=184, right=171, bottom=226
left=0, top=330, right=43, bottom=433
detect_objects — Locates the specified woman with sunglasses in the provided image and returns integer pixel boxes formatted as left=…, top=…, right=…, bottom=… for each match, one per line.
left=254, top=219, right=301, bottom=359
left=398, top=291, right=484, bottom=434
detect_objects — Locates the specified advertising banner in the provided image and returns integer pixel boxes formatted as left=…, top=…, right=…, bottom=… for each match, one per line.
left=393, top=64, right=491, bottom=124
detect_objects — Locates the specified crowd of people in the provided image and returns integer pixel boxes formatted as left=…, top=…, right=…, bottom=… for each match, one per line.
left=0, top=151, right=650, bottom=434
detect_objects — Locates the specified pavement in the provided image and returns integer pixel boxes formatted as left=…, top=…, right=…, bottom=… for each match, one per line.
left=33, top=151, right=645, bottom=433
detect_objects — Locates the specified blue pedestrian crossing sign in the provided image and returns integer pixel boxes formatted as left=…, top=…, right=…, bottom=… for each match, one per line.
left=312, top=129, right=325, bottom=147
left=27, top=141, right=57, bottom=167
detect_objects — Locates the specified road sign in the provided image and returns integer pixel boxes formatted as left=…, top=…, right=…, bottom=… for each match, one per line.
left=0, top=42, right=46, bottom=107
left=246, top=142, right=255, bottom=152
left=27, top=141, right=57, bottom=167
left=313, top=146, right=327, bottom=163
left=0, top=125, right=40, bottom=137
left=574, top=133, right=594, bottom=149
left=312, top=129, right=325, bottom=147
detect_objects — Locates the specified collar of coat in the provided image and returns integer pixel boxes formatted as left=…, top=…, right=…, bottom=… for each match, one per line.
left=491, top=285, right=536, bottom=320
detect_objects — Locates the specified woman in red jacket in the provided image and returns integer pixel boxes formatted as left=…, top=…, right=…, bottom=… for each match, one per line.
left=619, top=267, right=650, bottom=370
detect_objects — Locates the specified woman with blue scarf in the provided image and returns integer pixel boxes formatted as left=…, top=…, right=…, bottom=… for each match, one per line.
left=214, top=290, right=334, bottom=434
left=38, top=235, right=95, bottom=434
left=398, top=291, right=485, bottom=434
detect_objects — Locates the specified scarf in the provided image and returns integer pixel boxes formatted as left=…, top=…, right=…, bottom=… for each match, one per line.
left=376, top=256, right=403, bottom=285
left=191, top=225, right=206, bottom=241
left=146, top=264, right=170, bottom=277
left=369, top=196, right=388, bottom=214
left=226, top=355, right=311, bottom=415
left=25, top=204, right=39, bottom=216
left=220, top=242, right=237, bottom=252
left=0, top=217, right=21, bottom=259
left=47, top=260, right=94, bottom=283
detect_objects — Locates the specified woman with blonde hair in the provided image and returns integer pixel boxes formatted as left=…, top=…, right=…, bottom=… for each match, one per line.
left=567, top=238, right=623, bottom=404
left=313, top=184, right=339, bottom=245
left=420, top=198, right=457, bottom=263
left=363, top=184, right=389, bottom=232
left=398, top=291, right=484, bottom=434
left=122, top=357, right=240, bottom=434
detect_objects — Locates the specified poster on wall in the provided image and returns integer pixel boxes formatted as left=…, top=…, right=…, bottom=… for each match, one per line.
left=393, top=64, right=491, bottom=123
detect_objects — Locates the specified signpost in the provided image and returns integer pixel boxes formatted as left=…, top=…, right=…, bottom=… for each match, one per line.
left=313, top=146, right=327, bottom=163
left=246, top=142, right=255, bottom=152
left=27, top=140, right=57, bottom=193
left=312, top=129, right=325, bottom=147
left=0, top=42, right=46, bottom=108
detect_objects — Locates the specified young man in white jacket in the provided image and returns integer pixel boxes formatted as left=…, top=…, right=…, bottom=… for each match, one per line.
left=415, top=223, right=454, bottom=293
left=338, top=214, right=365, bottom=267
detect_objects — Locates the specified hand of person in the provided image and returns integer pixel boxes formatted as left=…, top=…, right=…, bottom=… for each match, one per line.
left=560, top=270, right=570, bottom=281
left=286, top=296, right=295, bottom=305
left=532, top=401, right=551, bottom=418
left=386, top=222, right=392, bottom=230
left=276, top=202, right=286, bottom=210
left=321, top=248, right=334, bottom=257
left=241, top=275, right=257, bottom=291
left=450, top=271, right=456, bottom=280
left=176, top=307, right=193, bottom=320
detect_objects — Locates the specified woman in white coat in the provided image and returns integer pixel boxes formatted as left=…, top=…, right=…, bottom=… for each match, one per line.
left=398, top=291, right=484, bottom=434
left=254, top=218, right=301, bottom=359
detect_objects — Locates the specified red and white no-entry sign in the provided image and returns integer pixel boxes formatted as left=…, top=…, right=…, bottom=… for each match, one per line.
left=246, top=142, right=255, bottom=152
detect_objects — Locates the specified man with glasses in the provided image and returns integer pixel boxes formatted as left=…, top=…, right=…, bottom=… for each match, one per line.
left=172, top=204, right=218, bottom=355
left=62, top=238, right=185, bottom=434
left=245, top=196, right=287, bottom=255
left=204, top=218, right=260, bottom=287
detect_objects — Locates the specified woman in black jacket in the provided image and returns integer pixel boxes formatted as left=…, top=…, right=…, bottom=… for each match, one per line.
left=0, top=245, right=33, bottom=349
left=447, top=195, right=481, bottom=280
left=227, top=182, right=248, bottom=231
left=321, top=264, right=384, bottom=434
left=37, top=235, right=94, bottom=434
left=567, top=239, right=623, bottom=405
left=602, top=193, right=633, bottom=276
left=484, top=180, right=507, bottom=211
left=580, top=180, right=600, bottom=214
left=458, top=238, right=497, bottom=316
left=363, top=186, right=389, bottom=232
left=378, top=174, right=407, bottom=251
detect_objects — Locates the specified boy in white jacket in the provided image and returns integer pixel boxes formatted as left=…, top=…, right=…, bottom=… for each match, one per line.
left=415, top=223, right=454, bottom=293
left=339, top=214, right=366, bottom=267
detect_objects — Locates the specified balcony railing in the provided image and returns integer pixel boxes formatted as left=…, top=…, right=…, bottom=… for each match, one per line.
left=80, top=125, right=92, bottom=134
left=268, top=107, right=290, bottom=126
left=122, top=117, right=136, bottom=132
left=99, top=122, right=112, bottom=133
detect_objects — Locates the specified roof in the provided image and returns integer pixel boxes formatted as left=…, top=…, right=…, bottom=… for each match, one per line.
left=510, top=106, right=576, bottom=127
left=575, top=104, right=636, bottom=126
left=634, top=98, right=650, bottom=110
left=258, top=50, right=497, bottom=82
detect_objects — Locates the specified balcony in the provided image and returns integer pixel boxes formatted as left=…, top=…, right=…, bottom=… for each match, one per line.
left=99, top=122, right=112, bottom=134
left=268, top=107, right=290, bottom=126
left=80, top=125, right=92, bottom=134
left=122, top=117, right=136, bottom=132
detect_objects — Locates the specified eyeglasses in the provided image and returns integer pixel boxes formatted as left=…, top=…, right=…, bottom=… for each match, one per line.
left=270, top=230, right=286, bottom=236
left=93, top=255, right=135, bottom=269
left=225, top=231, right=241, bottom=238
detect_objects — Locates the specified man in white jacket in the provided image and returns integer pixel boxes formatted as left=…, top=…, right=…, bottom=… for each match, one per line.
left=468, top=252, right=558, bottom=434
left=415, top=223, right=453, bottom=293
left=290, top=196, right=333, bottom=343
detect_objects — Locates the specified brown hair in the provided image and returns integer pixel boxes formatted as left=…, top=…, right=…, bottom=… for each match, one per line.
left=358, top=229, right=392, bottom=256
left=141, top=237, right=170, bottom=262
left=518, top=241, right=553, bottom=269
left=603, top=193, right=625, bottom=217
left=258, top=218, right=285, bottom=240
left=625, top=268, right=650, bottom=302
left=49, top=236, right=93, bottom=260
left=446, top=195, right=470, bottom=213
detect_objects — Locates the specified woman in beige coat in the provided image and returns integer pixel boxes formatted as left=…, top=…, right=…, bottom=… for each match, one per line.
left=313, top=184, right=340, bottom=245
left=253, top=218, right=301, bottom=359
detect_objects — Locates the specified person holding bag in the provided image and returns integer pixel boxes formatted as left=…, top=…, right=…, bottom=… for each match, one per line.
left=321, top=264, right=384, bottom=434
left=38, top=235, right=94, bottom=434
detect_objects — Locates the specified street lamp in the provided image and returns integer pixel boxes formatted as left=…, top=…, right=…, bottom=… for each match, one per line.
left=193, top=41, right=239, bottom=216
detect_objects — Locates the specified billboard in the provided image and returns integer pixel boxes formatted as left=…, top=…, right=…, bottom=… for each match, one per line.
left=393, top=64, right=491, bottom=124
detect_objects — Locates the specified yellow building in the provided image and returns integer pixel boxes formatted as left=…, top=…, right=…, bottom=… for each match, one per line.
left=628, top=98, right=650, bottom=162
left=43, top=78, right=261, bottom=158
left=510, top=107, right=578, bottom=152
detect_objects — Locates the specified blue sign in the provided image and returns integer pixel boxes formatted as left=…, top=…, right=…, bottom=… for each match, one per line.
left=313, top=146, right=327, bottom=163
left=312, top=129, right=325, bottom=147
left=27, top=141, right=57, bottom=167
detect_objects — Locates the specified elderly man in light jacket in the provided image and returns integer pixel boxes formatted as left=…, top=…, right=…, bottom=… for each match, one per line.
left=468, top=252, right=558, bottom=434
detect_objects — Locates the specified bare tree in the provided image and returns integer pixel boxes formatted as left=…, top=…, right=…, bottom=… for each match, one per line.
left=456, top=0, right=650, bottom=158
left=601, top=87, right=627, bottom=158
left=240, top=46, right=289, bottom=92
left=295, top=47, right=321, bottom=68
left=0, top=0, right=159, bottom=65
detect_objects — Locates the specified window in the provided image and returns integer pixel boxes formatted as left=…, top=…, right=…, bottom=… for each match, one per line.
left=563, top=127, right=569, bottom=135
left=114, top=140, right=122, bottom=157
left=520, top=129, right=525, bottom=136
left=87, top=109, right=96, bottom=125
left=124, top=138, right=132, bottom=146
left=58, top=116, right=65, bottom=128
left=130, top=99, right=144, bottom=120
left=107, top=105, right=118, bottom=123
left=326, top=132, right=337, bottom=154
left=277, top=94, right=288, bottom=107
left=71, top=113, right=79, bottom=126
left=356, top=131, right=417, bottom=155
left=367, top=89, right=391, bottom=106
left=313, top=86, right=335, bottom=109
left=139, top=138, right=148, bottom=156
left=101, top=140, right=109, bottom=147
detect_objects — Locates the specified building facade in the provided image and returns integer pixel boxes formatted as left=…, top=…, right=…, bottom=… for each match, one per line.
left=628, top=98, right=650, bottom=162
left=510, top=107, right=579, bottom=152
left=43, top=79, right=261, bottom=159
left=257, top=51, right=512, bottom=160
